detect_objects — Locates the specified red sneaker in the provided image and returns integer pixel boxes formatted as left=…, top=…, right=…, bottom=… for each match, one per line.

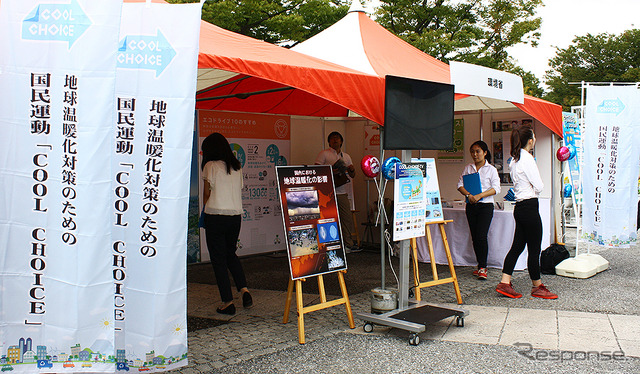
left=472, top=269, right=479, bottom=276
left=531, top=284, right=558, bottom=299
left=477, top=268, right=488, bottom=280
left=496, top=282, right=522, bottom=298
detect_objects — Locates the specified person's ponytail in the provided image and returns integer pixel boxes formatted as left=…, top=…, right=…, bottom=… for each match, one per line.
left=510, top=124, right=533, bottom=162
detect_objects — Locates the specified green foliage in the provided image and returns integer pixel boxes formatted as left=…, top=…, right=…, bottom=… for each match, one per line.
left=375, top=0, right=541, bottom=65
left=375, top=0, right=543, bottom=96
left=544, top=29, right=640, bottom=110
left=168, top=0, right=349, bottom=45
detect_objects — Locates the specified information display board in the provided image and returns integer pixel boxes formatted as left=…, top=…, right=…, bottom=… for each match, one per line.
left=393, top=162, right=427, bottom=241
left=276, top=165, right=348, bottom=280
left=198, top=110, right=290, bottom=257
left=562, top=112, right=583, bottom=202
left=412, top=158, right=444, bottom=223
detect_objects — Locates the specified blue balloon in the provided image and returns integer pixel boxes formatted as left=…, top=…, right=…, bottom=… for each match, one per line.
left=382, top=157, right=401, bottom=180
left=563, top=183, right=573, bottom=198
left=567, top=144, right=577, bottom=160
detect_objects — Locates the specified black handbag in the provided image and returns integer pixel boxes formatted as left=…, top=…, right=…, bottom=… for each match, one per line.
left=540, top=244, right=570, bottom=275
left=332, top=158, right=350, bottom=187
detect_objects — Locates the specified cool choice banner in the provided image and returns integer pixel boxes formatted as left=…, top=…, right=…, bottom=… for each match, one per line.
left=582, top=85, right=640, bottom=247
left=0, top=1, right=201, bottom=372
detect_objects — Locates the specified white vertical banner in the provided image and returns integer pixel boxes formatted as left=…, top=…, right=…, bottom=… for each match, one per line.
left=113, top=2, right=202, bottom=372
left=0, top=0, right=122, bottom=373
left=583, top=85, right=640, bottom=247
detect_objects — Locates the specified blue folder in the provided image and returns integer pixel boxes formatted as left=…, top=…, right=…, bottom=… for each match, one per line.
left=463, top=172, right=482, bottom=196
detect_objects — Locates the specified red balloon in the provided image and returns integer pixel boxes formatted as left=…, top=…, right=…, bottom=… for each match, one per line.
left=556, top=146, right=570, bottom=161
left=360, top=155, right=381, bottom=178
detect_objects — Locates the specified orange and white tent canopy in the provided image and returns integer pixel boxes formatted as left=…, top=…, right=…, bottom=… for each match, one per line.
left=192, top=0, right=562, bottom=135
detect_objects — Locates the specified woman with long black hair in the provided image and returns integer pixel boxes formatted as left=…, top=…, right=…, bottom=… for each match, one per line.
left=201, top=132, right=252, bottom=314
left=457, top=140, right=500, bottom=280
left=496, top=125, right=557, bottom=299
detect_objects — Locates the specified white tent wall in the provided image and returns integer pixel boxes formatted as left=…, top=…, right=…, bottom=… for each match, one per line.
left=199, top=110, right=558, bottom=256
left=290, top=111, right=557, bottom=248
left=290, top=116, right=370, bottom=234
left=331, top=109, right=558, bottom=247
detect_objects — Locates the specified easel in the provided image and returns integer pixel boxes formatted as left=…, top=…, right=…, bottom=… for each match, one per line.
left=410, top=220, right=463, bottom=304
left=356, top=151, right=467, bottom=345
left=283, top=270, right=355, bottom=344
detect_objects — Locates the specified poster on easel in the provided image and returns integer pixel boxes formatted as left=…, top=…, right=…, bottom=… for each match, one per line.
left=393, top=162, right=427, bottom=241
left=412, top=158, right=444, bottom=223
left=276, top=165, right=347, bottom=280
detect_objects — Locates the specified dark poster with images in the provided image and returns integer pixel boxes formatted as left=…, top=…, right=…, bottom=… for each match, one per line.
left=276, top=165, right=348, bottom=280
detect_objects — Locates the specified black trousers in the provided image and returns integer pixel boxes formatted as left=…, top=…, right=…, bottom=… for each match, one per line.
left=204, top=213, right=247, bottom=302
left=502, top=198, right=542, bottom=280
left=465, top=203, right=494, bottom=269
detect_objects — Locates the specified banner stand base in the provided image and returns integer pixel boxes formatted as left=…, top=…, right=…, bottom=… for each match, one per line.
left=556, top=253, right=609, bottom=279
left=282, top=270, right=355, bottom=344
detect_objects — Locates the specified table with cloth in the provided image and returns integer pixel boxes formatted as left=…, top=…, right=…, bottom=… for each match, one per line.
left=416, top=199, right=551, bottom=271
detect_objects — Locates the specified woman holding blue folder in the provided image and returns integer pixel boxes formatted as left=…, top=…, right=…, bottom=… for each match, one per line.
left=457, top=141, right=501, bottom=280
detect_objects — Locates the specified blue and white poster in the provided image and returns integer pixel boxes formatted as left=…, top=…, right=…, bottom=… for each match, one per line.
left=393, top=162, right=426, bottom=241
left=412, top=158, right=444, bottom=223
left=583, top=85, right=640, bottom=247
left=562, top=112, right=583, bottom=203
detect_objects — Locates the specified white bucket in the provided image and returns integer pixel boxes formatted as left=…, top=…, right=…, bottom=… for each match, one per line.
left=370, top=287, right=397, bottom=314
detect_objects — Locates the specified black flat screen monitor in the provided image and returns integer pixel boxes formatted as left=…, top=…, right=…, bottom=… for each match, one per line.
left=383, top=75, right=454, bottom=150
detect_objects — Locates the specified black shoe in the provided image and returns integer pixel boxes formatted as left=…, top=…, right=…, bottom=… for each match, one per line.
left=346, top=246, right=362, bottom=254
left=242, top=292, right=253, bottom=308
left=216, top=303, right=236, bottom=315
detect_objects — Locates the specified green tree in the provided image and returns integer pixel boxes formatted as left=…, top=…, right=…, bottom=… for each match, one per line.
left=375, top=0, right=543, bottom=95
left=168, top=0, right=349, bottom=45
left=544, top=29, right=640, bottom=110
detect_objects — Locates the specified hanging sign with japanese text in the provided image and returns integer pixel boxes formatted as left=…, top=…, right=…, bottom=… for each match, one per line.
left=0, top=1, right=123, bottom=373
left=111, top=2, right=202, bottom=371
left=583, top=85, right=640, bottom=246
left=0, top=1, right=202, bottom=372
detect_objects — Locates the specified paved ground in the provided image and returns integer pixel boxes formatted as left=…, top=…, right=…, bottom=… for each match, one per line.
left=174, top=230, right=640, bottom=373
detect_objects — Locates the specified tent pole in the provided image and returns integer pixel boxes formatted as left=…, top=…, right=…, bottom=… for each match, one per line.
left=379, top=126, right=385, bottom=290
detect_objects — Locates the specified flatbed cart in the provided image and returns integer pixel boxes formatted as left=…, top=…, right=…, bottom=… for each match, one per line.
left=358, top=301, right=467, bottom=345
left=356, top=217, right=468, bottom=345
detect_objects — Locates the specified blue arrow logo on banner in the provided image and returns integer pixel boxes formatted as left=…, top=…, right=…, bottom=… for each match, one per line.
left=117, top=31, right=176, bottom=77
left=21, top=0, right=91, bottom=48
left=597, top=98, right=625, bottom=115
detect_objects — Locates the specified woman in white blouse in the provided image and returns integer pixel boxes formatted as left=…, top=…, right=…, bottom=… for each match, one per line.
left=496, top=124, right=557, bottom=300
left=457, top=141, right=500, bottom=280
left=202, top=133, right=253, bottom=315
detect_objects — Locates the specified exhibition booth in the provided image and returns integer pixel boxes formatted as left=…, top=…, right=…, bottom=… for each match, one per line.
left=191, top=0, right=562, bottom=269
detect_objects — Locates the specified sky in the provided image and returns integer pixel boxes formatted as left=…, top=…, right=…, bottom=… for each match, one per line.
left=508, top=0, right=640, bottom=83
left=363, top=0, right=640, bottom=84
